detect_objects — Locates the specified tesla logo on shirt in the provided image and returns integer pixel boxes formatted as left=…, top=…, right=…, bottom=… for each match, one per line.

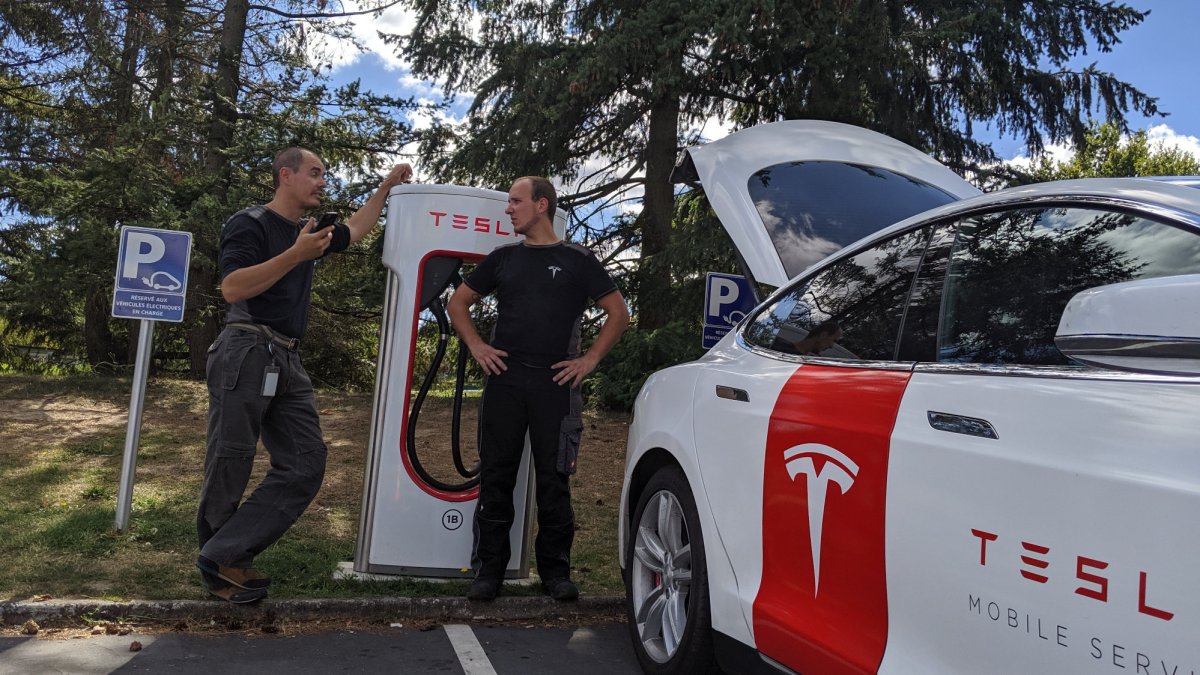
left=548, top=265, right=562, bottom=278
left=784, top=443, right=859, bottom=595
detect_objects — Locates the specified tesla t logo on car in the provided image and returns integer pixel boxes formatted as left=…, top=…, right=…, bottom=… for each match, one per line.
left=784, top=443, right=859, bottom=594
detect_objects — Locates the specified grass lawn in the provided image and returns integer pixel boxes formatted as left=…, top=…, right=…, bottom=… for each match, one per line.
left=0, top=373, right=631, bottom=602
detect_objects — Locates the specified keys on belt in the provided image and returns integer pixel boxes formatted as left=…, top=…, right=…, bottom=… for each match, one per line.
left=225, top=322, right=299, bottom=351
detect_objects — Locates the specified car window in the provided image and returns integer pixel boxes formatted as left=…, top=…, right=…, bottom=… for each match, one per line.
left=896, top=223, right=957, bottom=361
left=747, top=162, right=959, bottom=279
left=939, top=206, right=1200, bottom=365
left=743, top=227, right=932, bottom=360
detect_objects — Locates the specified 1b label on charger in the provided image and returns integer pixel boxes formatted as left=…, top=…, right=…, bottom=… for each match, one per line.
left=442, top=509, right=464, bottom=530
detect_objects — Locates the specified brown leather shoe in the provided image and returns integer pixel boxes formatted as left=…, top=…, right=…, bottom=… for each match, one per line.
left=197, top=556, right=271, bottom=590
left=206, top=583, right=268, bottom=604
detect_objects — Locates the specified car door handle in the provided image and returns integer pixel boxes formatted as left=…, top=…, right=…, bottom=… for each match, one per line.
left=715, top=385, right=750, bottom=402
left=927, top=411, right=998, bottom=440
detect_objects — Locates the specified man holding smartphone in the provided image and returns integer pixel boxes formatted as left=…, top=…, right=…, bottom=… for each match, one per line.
left=196, top=147, right=412, bottom=603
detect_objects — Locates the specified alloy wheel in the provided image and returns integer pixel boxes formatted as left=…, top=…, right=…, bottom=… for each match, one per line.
left=630, top=489, right=693, bottom=663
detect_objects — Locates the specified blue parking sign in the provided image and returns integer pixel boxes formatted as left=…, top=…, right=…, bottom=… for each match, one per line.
left=702, top=272, right=756, bottom=348
left=111, top=226, right=193, bottom=322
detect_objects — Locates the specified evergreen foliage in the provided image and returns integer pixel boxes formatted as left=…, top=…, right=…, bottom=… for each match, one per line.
left=589, top=191, right=748, bottom=409
left=0, top=0, right=419, bottom=384
left=0, top=1, right=1182, bottom=408
left=396, top=0, right=1161, bottom=335
left=397, top=0, right=1163, bottom=406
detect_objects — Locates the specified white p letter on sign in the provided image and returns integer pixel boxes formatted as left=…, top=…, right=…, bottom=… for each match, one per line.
left=121, top=232, right=165, bottom=280
left=707, top=277, right=740, bottom=317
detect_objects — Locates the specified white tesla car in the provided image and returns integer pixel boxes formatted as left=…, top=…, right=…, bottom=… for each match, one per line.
left=618, top=120, right=1200, bottom=675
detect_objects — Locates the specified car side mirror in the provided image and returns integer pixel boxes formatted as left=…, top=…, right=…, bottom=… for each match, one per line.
left=1055, top=274, right=1200, bottom=376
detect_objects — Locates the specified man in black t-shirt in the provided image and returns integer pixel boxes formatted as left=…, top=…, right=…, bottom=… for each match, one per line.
left=448, top=176, right=629, bottom=602
left=196, top=147, right=412, bottom=603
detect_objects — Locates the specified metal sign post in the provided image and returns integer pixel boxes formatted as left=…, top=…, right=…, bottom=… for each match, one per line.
left=115, top=319, right=155, bottom=531
left=111, top=226, right=192, bottom=532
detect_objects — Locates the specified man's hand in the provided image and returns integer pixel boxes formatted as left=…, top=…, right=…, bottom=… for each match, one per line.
left=291, top=218, right=335, bottom=260
left=469, top=342, right=509, bottom=376
left=549, top=291, right=629, bottom=387
left=551, top=353, right=599, bottom=387
left=344, top=163, right=415, bottom=245
left=381, top=163, right=414, bottom=191
left=447, top=284, right=507, bottom=375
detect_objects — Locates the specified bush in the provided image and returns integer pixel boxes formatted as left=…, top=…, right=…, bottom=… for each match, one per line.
left=588, top=320, right=706, bottom=411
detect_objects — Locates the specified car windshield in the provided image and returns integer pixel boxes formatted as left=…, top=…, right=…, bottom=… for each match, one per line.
left=748, top=161, right=959, bottom=278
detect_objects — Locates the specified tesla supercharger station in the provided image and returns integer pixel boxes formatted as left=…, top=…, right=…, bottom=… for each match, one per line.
left=354, top=184, right=567, bottom=578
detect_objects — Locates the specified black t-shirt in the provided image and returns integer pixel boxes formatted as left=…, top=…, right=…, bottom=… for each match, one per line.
left=464, top=241, right=618, bottom=368
left=219, top=205, right=350, bottom=339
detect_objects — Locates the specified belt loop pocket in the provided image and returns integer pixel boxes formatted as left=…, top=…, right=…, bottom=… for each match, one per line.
left=221, top=332, right=258, bottom=391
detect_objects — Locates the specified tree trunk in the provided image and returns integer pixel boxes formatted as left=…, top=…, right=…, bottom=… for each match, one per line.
left=113, top=2, right=144, bottom=125
left=84, top=285, right=120, bottom=373
left=187, top=0, right=249, bottom=377
left=633, top=90, right=681, bottom=331
left=149, top=0, right=183, bottom=124
left=87, top=0, right=144, bottom=371
left=205, top=0, right=249, bottom=175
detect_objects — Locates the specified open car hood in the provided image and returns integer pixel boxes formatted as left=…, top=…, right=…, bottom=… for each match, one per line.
left=674, top=120, right=982, bottom=287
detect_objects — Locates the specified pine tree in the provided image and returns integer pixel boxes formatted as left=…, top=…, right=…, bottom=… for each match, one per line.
left=397, top=0, right=1161, bottom=329
left=1, top=0, right=419, bottom=378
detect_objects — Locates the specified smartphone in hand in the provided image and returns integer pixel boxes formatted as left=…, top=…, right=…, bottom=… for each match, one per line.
left=311, top=211, right=339, bottom=233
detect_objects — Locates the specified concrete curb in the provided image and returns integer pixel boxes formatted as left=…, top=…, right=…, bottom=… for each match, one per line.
left=1, top=596, right=627, bottom=627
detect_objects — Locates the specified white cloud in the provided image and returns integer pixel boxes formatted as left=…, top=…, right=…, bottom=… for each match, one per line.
left=315, top=0, right=416, bottom=72
left=688, top=115, right=735, bottom=144
left=399, top=74, right=438, bottom=96
left=325, top=0, right=479, bottom=138
left=407, top=100, right=468, bottom=132
left=1144, top=123, right=1200, bottom=158
left=1004, top=141, right=1073, bottom=171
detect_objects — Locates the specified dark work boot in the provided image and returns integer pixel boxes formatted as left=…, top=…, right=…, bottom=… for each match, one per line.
left=542, top=577, right=579, bottom=602
left=467, top=577, right=501, bottom=602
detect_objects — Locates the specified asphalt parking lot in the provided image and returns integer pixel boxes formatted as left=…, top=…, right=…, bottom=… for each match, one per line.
left=0, top=596, right=639, bottom=674
left=0, top=622, right=641, bottom=674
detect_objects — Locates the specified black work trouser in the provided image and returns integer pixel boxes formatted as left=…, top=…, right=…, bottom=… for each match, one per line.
left=473, top=360, right=583, bottom=581
left=197, top=327, right=327, bottom=569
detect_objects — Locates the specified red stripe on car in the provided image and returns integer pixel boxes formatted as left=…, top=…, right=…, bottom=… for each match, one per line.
left=753, top=366, right=911, bottom=675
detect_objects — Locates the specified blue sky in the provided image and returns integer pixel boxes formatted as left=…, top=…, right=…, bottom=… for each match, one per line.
left=989, top=1, right=1200, bottom=161
left=324, top=0, right=1200, bottom=166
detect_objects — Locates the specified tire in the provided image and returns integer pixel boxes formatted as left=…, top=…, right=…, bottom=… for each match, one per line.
left=625, top=465, right=719, bottom=674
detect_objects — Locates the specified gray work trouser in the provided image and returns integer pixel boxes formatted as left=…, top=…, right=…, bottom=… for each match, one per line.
left=196, top=327, right=327, bottom=569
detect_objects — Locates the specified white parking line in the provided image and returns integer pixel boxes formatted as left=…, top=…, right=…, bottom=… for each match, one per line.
left=444, top=624, right=498, bottom=675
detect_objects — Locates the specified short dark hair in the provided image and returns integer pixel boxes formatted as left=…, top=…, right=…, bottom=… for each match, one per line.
left=272, top=147, right=314, bottom=189
left=517, top=176, right=557, bottom=221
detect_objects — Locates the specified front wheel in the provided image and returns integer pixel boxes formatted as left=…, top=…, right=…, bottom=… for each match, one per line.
left=625, top=465, right=718, bottom=674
